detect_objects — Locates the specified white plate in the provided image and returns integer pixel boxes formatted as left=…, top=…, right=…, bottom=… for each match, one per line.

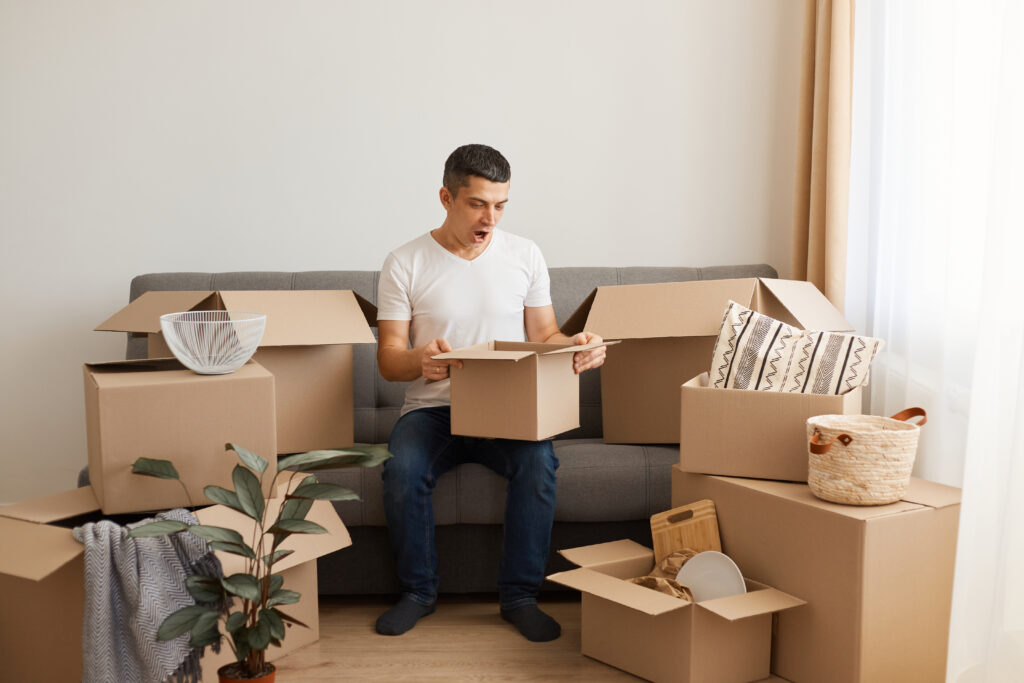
left=675, top=550, right=747, bottom=602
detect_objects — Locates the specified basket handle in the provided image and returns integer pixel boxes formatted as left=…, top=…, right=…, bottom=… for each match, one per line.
left=889, top=407, right=927, bottom=426
left=809, top=429, right=853, bottom=454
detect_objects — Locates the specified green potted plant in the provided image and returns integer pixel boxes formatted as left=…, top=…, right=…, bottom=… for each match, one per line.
left=128, top=443, right=391, bottom=682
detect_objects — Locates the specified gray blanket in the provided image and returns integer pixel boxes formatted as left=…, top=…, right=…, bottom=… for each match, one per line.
left=73, top=508, right=224, bottom=683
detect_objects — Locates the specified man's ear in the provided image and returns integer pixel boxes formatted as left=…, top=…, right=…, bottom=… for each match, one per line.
left=439, top=186, right=453, bottom=210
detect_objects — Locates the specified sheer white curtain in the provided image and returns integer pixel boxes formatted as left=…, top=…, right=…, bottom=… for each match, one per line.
left=847, top=1, right=1023, bottom=680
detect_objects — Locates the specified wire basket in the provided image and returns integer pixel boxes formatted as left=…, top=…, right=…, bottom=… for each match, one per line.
left=806, top=408, right=927, bottom=505
left=160, top=311, right=266, bottom=375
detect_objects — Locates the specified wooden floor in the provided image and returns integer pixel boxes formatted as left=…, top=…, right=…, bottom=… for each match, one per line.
left=273, top=595, right=640, bottom=681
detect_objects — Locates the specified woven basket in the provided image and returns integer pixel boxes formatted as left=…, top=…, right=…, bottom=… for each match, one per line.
left=807, top=408, right=927, bottom=505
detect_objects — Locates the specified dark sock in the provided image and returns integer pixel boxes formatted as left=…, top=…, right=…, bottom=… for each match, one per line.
left=375, top=595, right=436, bottom=636
left=500, top=603, right=561, bottom=642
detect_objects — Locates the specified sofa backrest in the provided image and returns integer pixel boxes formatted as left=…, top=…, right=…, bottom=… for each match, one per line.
left=126, top=264, right=777, bottom=443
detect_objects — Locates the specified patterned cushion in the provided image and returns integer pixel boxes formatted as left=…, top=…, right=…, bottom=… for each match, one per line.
left=710, top=301, right=883, bottom=395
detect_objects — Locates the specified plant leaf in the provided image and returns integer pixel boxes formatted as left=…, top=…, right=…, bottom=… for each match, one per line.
left=277, top=446, right=393, bottom=473
left=185, top=575, right=225, bottom=603
left=227, top=443, right=268, bottom=475
left=156, top=605, right=213, bottom=641
left=209, top=541, right=257, bottom=560
left=187, top=524, right=248, bottom=547
left=233, top=465, right=265, bottom=522
left=126, top=520, right=190, bottom=538
left=279, top=497, right=313, bottom=522
left=262, top=549, right=295, bottom=567
left=225, top=611, right=247, bottom=634
left=288, top=480, right=360, bottom=502
left=131, top=457, right=180, bottom=480
left=188, top=609, right=222, bottom=648
left=268, top=519, right=327, bottom=535
left=260, top=608, right=285, bottom=640
left=221, top=574, right=261, bottom=602
left=274, top=607, right=309, bottom=629
left=266, top=589, right=300, bottom=607
left=203, top=485, right=244, bottom=513
left=269, top=574, right=284, bottom=595
left=248, top=618, right=272, bottom=650
left=233, top=630, right=251, bottom=663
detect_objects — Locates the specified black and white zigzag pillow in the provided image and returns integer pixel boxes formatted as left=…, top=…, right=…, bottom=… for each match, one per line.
left=709, top=301, right=884, bottom=395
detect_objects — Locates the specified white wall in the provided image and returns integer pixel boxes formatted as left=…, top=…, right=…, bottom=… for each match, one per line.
left=0, top=0, right=804, bottom=502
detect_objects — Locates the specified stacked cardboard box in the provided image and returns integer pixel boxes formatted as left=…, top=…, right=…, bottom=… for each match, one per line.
left=96, top=289, right=377, bottom=454
left=0, top=289, right=375, bottom=678
left=553, top=277, right=961, bottom=683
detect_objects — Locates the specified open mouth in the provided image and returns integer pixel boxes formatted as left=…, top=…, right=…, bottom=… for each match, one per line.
left=473, top=230, right=490, bottom=242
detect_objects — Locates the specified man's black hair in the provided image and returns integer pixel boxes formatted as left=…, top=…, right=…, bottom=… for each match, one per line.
left=443, top=144, right=510, bottom=198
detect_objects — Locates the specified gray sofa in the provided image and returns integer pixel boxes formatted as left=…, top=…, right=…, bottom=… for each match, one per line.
left=99, top=263, right=777, bottom=595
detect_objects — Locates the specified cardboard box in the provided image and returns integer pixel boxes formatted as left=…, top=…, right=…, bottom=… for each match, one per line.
left=671, top=466, right=961, bottom=683
left=96, top=289, right=377, bottom=454
left=434, top=340, right=612, bottom=441
left=679, top=372, right=863, bottom=482
left=0, top=483, right=350, bottom=683
left=562, top=278, right=852, bottom=444
left=547, top=539, right=804, bottom=683
left=84, top=358, right=278, bottom=514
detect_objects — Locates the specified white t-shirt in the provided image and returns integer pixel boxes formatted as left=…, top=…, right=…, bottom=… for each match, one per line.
left=377, top=229, right=553, bottom=415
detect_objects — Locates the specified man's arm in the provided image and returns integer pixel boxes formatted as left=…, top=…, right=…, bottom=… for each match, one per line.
left=377, top=320, right=463, bottom=382
left=524, top=305, right=606, bottom=374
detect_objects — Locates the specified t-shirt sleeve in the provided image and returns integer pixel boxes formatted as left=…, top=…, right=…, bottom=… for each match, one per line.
left=524, top=241, right=552, bottom=308
left=376, top=252, right=412, bottom=321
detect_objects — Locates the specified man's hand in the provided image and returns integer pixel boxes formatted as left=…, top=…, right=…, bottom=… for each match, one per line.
left=422, top=338, right=463, bottom=381
left=571, top=332, right=606, bottom=374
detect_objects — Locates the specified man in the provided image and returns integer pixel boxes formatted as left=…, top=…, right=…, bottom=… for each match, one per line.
left=374, top=144, right=606, bottom=642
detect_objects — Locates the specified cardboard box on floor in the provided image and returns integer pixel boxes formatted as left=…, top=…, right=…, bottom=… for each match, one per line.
left=96, top=289, right=377, bottom=454
left=84, top=358, right=278, bottom=514
left=680, top=372, right=863, bottom=482
left=547, top=540, right=804, bottom=683
left=0, top=482, right=351, bottom=683
left=561, top=278, right=852, bottom=444
left=434, top=339, right=614, bottom=441
left=671, top=466, right=961, bottom=683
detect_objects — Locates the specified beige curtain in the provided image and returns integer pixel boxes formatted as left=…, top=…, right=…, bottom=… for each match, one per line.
left=791, top=0, right=856, bottom=311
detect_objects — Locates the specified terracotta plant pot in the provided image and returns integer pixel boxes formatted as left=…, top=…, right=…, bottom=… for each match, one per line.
left=217, top=662, right=276, bottom=682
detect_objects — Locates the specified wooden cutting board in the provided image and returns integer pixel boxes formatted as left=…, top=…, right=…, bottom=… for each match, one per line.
left=650, top=499, right=721, bottom=562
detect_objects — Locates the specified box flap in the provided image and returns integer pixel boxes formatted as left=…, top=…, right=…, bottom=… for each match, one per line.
left=560, top=289, right=597, bottom=336
left=582, top=280, right=760, bottom=340
left=0, top=517, right=84, bottom=581
left=218, top=290, right=376, bottom=346
left=756, top=279, right=853, bottom=332
left=434, top=342, right=534, bottom=361
left=558, top=539, right=653, bottom=568
left=0, top=486, right=100, bottom=524
left=697, top=581, right=806, bottom=621
left=540, top=339, right=620, bottom=355
left=546, top=567, right=690, bottom=616
left=901, top=478, right=962, bottom=509
left=95, top=291, right=216, bottom=333
left=195, top=479, right=352, bottom=574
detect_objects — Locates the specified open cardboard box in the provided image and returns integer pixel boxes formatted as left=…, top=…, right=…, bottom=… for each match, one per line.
left=0, top=481, right=351, bottom=683
left=561, top=278, right=852, bottom=444
left=434, top=339, right=614, bottom=441
left=83, top=358, right=278, bottom=514
left=679, top=372, right=863, bottom=482
left=547, top=539, right=804, bottom=683
left=96, top=289, right=376, bottom=454
left=672, top=466, right=961, bottom=683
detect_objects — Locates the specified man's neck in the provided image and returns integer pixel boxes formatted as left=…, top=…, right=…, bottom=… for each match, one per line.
left=430, top=226, right=492, bottom=261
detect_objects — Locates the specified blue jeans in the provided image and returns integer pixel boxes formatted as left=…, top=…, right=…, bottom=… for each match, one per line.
left=382, top=406, right=558, bottom=610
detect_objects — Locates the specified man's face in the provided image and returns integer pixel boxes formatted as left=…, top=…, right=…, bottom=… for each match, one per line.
left=440, top=175, right=510, bottom=249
